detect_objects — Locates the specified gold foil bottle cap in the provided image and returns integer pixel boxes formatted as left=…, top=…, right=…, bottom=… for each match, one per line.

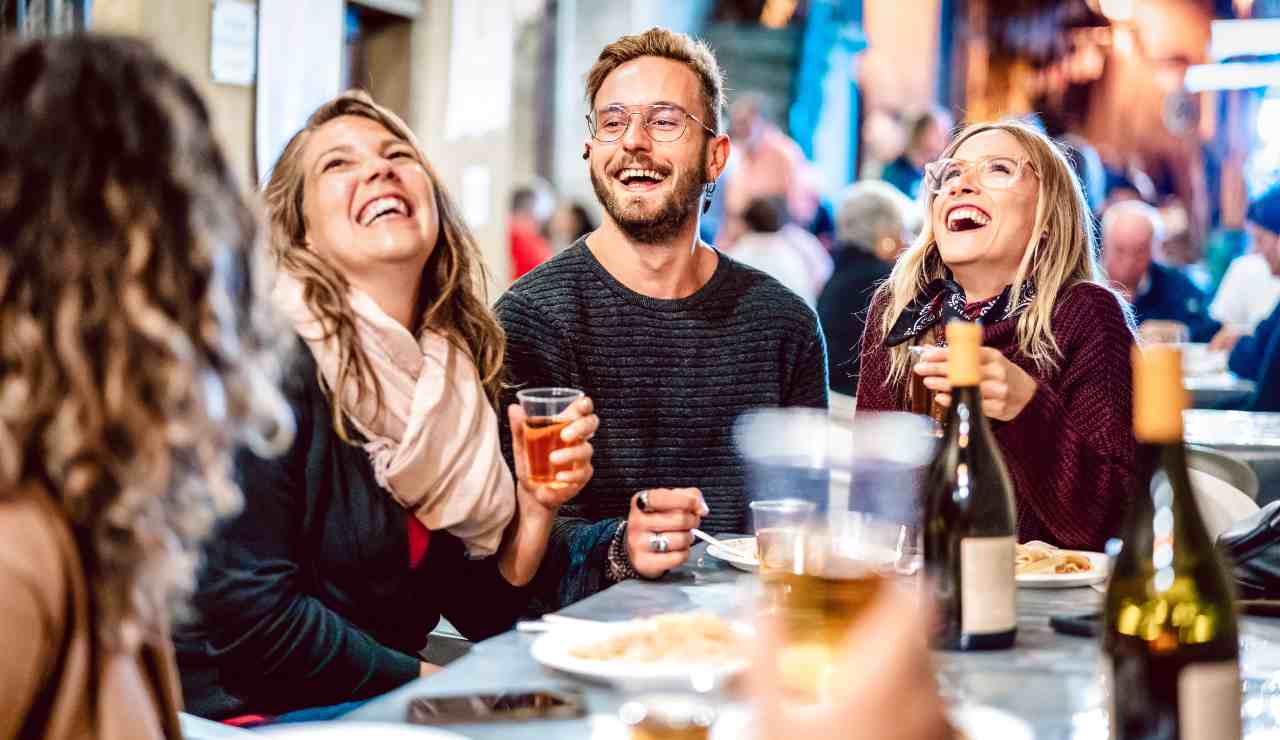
left=946, top=320, right=982, bottom=386
left=1132, top=345, right=1187, bottom=443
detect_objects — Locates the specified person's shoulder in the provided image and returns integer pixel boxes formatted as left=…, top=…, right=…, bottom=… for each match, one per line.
left=720, top=253, right=819, bottom=325
left=0, top=487, right=73, bottom=607
left=1151, top=262, right=1204, bottom=295
left=1055, top=281, right=1133, bottom=335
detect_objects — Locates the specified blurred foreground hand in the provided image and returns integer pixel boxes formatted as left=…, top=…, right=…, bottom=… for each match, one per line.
left=748, top=587, right=957, bottom=740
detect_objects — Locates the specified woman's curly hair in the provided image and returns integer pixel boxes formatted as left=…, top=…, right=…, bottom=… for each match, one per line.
left=0, top=35, right=294, bottom=645
left=262, top=91, right=506, bottom=441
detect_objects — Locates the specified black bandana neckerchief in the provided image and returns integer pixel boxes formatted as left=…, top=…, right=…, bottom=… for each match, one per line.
left=884, top=276, right=1036, bottom=347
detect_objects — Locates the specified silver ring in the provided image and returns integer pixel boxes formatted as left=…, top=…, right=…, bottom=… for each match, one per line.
left=648, top=532, right=669, bottom=554
left=637, top=491, right=650, bottom=513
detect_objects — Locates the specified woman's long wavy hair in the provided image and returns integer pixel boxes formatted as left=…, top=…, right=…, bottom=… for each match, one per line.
left=0, top=36, right=294, bottom=644
left=876, top=119, right=1120, bottom=385
left=262, top=91, right=505, bottom=440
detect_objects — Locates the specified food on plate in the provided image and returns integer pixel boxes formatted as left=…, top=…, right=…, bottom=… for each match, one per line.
left=568, top=612, right=739, bottom=663
left=1015, top=541, right=1094, bottom=575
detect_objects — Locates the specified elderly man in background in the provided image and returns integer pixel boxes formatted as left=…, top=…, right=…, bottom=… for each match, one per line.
left=1101, top=199, right=1221, bottom=343
left=880, top=108, right=952, bottom=200
left=817, top=181, right=919, bottom=396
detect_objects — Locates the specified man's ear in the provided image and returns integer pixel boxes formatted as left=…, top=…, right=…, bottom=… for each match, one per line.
left=706, top=134, right=731, bottom=182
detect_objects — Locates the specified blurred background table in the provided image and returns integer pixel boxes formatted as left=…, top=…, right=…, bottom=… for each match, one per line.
left=346, top=543, right=1280, bottom=739
left=1186, top=410, right=1280, bottom=505
left=1187, top=372, right=1256, bottom=408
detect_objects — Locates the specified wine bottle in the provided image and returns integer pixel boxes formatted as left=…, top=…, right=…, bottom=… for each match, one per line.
left=1104, top=346, right=1241, bottom=740
left=922, top=320, right=1018, bottom=651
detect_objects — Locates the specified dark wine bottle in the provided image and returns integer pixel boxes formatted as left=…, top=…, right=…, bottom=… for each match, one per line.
left=1104, top=345, right=1241, bottom=740
left=922, top=320, right=1018, bottom=651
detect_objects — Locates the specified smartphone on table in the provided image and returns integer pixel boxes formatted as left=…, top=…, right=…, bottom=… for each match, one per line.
left=406, top=688, right=587, bottom=725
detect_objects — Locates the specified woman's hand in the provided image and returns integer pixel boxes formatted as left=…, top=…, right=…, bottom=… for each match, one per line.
left=508, top=396, right=598, bottom=517
left=915, top=346, right=1037, bottom=422
left=499, top=396, right=598, bottom=586
left=748, top=588, right=956, bottom=740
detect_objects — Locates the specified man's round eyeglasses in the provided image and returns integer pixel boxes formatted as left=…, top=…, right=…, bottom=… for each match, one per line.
left=923, top=156, right=1038, bottom=194
left=586, top=103, right=717, bottom=144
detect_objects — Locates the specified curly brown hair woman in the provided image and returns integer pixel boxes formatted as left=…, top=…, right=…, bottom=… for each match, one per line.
left=0, top=35, right=292, bottom=740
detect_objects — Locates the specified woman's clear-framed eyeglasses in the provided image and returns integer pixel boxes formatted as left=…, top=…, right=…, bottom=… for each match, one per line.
left=586, top=103, right=717, bottom=144
left=923, top=156, right=1037, bottom=194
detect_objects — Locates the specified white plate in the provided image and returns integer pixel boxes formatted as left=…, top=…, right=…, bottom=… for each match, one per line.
left=950, top=704, right=1035, bottom=740
left=530, top=619, right=748, bottom=685
left=254, top=722, right=467, bottom=739
left=705, top=537, right=758, bottom=571
left=1016, top=550, right=1109, bottom=589
left=591, top=703, right=1032, bottom=739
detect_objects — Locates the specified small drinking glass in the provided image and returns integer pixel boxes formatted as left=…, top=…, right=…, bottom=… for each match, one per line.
left=1137, top=320, right=1190, bottom=346
left=619, top=694, right=717, bottom=740
left=749, top=499, right=816, bottom=573
left=516, top=387, right=584, bottom=487
left=908, top=345, right=946, bottom=432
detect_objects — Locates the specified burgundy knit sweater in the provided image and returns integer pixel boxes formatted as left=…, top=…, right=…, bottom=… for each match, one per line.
left=856, top=281, right=1137, bottom=551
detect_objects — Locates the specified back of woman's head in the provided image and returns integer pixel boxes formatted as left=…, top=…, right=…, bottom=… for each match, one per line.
left=0, top=35, right=292, bottom=642
left=262, top=91, right=505, bottom=437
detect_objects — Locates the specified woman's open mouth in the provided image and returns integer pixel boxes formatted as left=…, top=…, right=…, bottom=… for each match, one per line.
left=946, top=205, right=992, bottom=233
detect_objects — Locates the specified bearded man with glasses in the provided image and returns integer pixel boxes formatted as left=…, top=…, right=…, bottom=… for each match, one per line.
left=496, top=27, right=828, bottom=609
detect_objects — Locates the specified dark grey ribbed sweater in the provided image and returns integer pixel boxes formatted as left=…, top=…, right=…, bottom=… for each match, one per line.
left=497, top=239, right=828, bottom=608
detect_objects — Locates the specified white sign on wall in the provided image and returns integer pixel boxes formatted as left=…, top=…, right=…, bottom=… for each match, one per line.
left=255, top=0, right=344, bottom=184
left=211, top=0, right=258, bottom=87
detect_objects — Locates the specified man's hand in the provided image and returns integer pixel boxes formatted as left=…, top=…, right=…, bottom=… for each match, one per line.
left=625, top=488, right=708, bottom=579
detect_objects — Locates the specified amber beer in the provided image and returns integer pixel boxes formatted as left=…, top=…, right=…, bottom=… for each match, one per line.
left=516, top=387, right=584, bottom=487
left=760, top=534, right=887, bottom=699
left=524, top=416, right=575, bottom=486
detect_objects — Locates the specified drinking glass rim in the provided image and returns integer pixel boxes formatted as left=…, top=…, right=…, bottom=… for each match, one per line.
left=516, top=387, right=584, bottom=403
left=749, top=498, right=817, bottom=515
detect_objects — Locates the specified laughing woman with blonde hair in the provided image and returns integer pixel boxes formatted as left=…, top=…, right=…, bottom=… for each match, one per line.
left=176, top=92, right=598, bottom=722
left=856, top=120, right=1137, bottom=551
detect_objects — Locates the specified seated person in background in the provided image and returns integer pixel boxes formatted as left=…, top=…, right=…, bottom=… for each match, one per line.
left=175, top=92, right=598, bottom=722
left=1226, top=188, right=1280, bottom=390
left=858, top=120, right=1137, bottom=552
left=509, top=183, right=555, bottom=281
left=0, top=36, right=293, bottom=739
left=727, top=195, right=832, bottom=308
left=498, top=28, right=827, bottom=610
left=1101, top=199, right=1221, bottom=343
left=881, top=108, right=953, bottom=201
left=818, top=180, right=918, bottom=396
left=1212, top=184, right=1280, bottom=351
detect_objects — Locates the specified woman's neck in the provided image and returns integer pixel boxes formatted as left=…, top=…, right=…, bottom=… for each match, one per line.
left=949, top=264, right=1016, bottom=303
left=348, top=268, right=424, bottom=330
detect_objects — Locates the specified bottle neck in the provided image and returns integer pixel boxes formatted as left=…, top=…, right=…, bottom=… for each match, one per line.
left=943, top=383, right=989, bottom=441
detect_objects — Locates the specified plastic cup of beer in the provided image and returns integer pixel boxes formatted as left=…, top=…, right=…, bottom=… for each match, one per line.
left=908, top=345, right=945, bottom=431
left=748, top=498, right=816, bottom=574
left=735, top=409, right=936, bottom=701
left=516, top=387, right=584, bottom=487
left=619, top=694, right=716, bottom=740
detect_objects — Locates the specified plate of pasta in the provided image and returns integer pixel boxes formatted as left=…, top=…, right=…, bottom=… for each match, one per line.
left=1015, top=541, right=1109, bottom=589
left=530, top=611, right=749, bottom=684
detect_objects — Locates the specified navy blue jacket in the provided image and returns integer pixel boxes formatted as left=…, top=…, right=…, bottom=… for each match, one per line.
left=1132, top=263, right=1221, bottom=343
left=1230, top=301, right=1280, bottom=411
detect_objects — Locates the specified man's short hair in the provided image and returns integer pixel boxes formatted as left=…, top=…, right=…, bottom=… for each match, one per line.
left=906, top=108, right=949, bottom=149
left=1102, top=199, right=1165, bottom=247
left=836, top=180, right=917, bottom=250
left=585, top=27, right=727, bottom=134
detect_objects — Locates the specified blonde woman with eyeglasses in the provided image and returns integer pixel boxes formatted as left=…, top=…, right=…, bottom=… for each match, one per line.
left=856, top=120, right=1137, bottom=552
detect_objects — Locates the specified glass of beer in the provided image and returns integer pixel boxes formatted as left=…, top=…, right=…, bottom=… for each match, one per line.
left=908, top=345, right=945, bottom=432
left=749, top=498, right=816, bottom=574
left=516, top=387, right=584, bottom=487
left=734, top=409, right=935, bottom=701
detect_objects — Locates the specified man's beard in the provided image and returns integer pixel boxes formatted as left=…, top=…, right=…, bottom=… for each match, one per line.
left=590, top=148, right=706, bottom=245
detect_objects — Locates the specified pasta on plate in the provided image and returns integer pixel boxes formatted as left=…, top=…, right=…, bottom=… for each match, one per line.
left=1015, top=541, right=1094, bottom=575
left=568, top=612, right=740, bottom=663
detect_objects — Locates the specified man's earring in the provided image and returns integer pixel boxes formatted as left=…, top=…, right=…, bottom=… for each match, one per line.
left=702, top=182, right=717, bottom=214
left=582, top=147, right=590, bottom=160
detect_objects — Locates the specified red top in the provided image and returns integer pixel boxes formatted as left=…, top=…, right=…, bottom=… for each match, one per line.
left=509, top=218, right=553, bottom=282
left=856, top=282, right=1139, bottom=551
left=407, top=515, right=431, bottom=569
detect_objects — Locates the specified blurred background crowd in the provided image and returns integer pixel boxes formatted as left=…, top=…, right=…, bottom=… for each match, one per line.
left=9, top=0, right=1280, bottom=400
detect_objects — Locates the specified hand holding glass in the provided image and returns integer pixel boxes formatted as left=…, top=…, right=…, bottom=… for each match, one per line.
left=516, top=388, right=585, bottom=487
